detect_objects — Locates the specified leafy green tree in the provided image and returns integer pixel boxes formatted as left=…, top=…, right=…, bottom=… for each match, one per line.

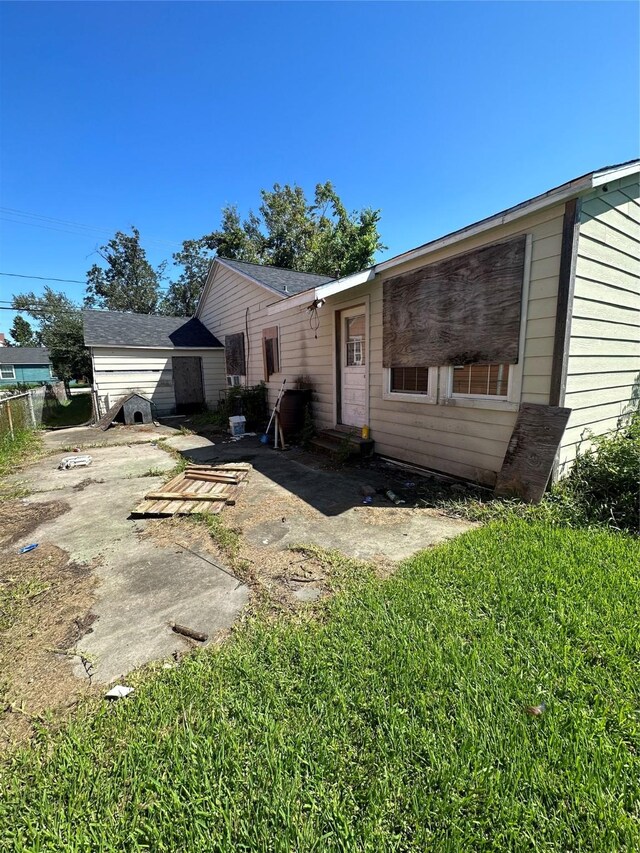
left=85, top=227, right=164, bottom=314
left=12, top=288, right=91, bottom=384
left=201, top=182, right=384, bottom=277
left=9, top=315, right=41, bottom=347
left=160, top=238, right=214, bottom=317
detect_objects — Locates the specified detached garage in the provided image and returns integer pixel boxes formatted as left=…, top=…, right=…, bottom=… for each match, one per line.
left=83, top=309, right=226, bottom=417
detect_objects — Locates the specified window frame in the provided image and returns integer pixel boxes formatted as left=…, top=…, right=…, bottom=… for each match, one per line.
left=1, top=364, right=16, bottom=380
left=262, top=326, right=280, bottom=380
left=439, top=232, right=531, bottom=412
left=449, top=363, right=512, bottom=401
left=383, top=365, right=438, bottom=405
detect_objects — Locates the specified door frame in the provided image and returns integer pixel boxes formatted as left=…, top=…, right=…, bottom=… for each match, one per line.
left=172, top=355, right=205, bottom=413
left=333, top=297, right=370, bottom=427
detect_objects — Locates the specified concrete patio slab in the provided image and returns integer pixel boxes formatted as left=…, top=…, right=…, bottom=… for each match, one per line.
left=6, top=442, right=248, bottom=683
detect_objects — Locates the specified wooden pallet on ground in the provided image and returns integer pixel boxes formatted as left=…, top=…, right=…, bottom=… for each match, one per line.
left=132, top=462, right=251, bottom=517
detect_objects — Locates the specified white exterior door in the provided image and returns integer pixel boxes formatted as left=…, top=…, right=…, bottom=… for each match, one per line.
left=340, top=306, right=367, bottom=427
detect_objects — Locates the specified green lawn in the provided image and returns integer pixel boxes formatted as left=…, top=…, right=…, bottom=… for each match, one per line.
left=1, top=521, right=638, bottom=851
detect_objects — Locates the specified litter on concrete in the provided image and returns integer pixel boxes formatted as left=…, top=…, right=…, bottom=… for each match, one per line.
left=171, top=622, right=208, bottom=642
left=59, top=454, right=93, bottom=470
left=132, top=462, right=252, bottom=517
left=105, top=685, right=134, bottom=700
left=19, top=543, right=38, bottom=553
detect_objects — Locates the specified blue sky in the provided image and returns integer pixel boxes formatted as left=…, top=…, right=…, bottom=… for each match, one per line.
left=0, top=1, right=638, bottom=334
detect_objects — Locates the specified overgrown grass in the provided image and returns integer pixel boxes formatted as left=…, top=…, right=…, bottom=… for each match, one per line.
left=444, top=413, right=640, bottom=534
left=41, top=394, right=92, bottom=428
left=0, top=428, right=42, bottom=481
left=2, top=521, right=638, bottom=850
left=197, top=512, right=242, bottom=562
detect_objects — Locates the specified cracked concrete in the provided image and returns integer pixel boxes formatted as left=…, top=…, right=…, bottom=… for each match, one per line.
left=5, top=425, right=472, bottom=683
left=6, top=441, right=248, bottom=683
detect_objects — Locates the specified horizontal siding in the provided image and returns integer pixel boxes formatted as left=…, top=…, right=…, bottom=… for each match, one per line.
left=196, top=203, right=569, bottom=485
left=92, top=347, right=226, bottom=415
left=558, top=172, right=640, bottom=473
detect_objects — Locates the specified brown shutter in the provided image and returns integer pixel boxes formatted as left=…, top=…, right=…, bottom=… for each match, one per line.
left=225, top=332, right=246, bottom=376
left=262, top=327, right=279, bottom=378
left=383, top=235, right=526, bottom=367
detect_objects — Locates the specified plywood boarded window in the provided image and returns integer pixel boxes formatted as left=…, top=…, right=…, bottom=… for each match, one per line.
left=390, top=366, right=430, bottom=394
left=225, top=332, right=246, bottom=377
left=452, top=363, right=509, bottom=397
left=262, top=326, right=280, bottom=379
left=383, top=235, right=526, bottom=368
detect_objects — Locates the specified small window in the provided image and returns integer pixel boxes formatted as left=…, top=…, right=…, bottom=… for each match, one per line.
left=384, top=365, right=437, bottom=403
left=452, top=363, right=509, bottom=398
left=345, top=314, right=365, bottom=366
left=262, top=327, right=280, bottom=379
left=1, top=364, right=15, bottom=379
left=390, top=367, right=431, bottom=395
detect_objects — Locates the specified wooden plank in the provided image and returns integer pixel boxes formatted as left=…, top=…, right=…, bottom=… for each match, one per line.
left=494, top=403, right=572, bottom=502
left=184, top=472, right=239, bottom=483
left=383, top=235, right=526, bottom=367
left=144, top=491, right=228, bottom=502
left=549, top=198, right=580, bottom=407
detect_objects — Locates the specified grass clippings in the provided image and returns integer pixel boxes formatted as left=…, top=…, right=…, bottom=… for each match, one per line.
left=2, top=520, right=638, bottom=850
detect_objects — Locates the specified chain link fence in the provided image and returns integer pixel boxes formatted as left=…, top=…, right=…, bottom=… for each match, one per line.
left=0, top=382, right=66, bottom=438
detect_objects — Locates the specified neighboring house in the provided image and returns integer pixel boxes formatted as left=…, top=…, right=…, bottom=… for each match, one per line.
left=0, top=347, right=55, bottom=386
left=196, top=160, right=639, bottom=487
left=83, top=310, right=225, bottom=416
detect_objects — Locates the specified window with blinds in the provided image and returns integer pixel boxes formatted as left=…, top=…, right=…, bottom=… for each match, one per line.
left=452, top=363, right=509, bottom=397
left=390, top=366, right=431, bottom=394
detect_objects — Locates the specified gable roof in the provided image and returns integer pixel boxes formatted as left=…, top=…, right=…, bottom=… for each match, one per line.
left=0, top=347, right=51, bottom=364
left=216, top=258, right=335, bottom=295
left=83, top=310, right=223, bottom=349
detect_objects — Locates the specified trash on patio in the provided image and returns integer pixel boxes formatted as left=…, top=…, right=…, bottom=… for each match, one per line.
left=171, top=622, right=209, bottom=642
left=132, top=462, right=252, bottom=517
left=59, top=454, right=93, bottom=470
left=104, top=685, right=134, bottom=701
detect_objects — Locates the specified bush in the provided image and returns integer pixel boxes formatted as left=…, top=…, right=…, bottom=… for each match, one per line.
left=443, top=413, right=640, bottom=534
left=210, top=383, right=268, bottom=431
left=556, top=412, right=640, bottom=532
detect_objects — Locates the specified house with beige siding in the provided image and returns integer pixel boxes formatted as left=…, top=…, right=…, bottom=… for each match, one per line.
left=196, top=160, right=639, bottom=491
left=84, top=310, right=225, bottom=416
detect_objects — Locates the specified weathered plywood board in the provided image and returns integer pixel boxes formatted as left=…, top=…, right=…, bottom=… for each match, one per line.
left=172, top=356, right=205, bottom=408
left=132, top=463, right=251, bottom=517
left=494, top=403, right=571, bottom=502
left=383, top=235, right=526, bottom=368
left=225, top=332, right=246, bottom=376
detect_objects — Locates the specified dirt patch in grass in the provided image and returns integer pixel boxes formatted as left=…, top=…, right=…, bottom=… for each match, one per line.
left=0, top=498, right=70, bottom=547
left=0, top=503, right=99, bottom=750
left=143, top=500, right=387, bottom=618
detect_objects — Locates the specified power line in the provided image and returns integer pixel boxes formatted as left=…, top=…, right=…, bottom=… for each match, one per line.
left=0, top=207, right=182, bottom=250
left=0, top=271, right=172, bottom=291
left=1, top=272, right=87, bottom=284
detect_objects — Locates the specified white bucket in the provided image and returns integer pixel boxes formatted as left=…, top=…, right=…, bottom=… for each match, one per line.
left=229, top=415, right=246, bottom=436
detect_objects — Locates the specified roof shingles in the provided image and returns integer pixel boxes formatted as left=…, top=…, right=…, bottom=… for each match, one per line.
left=218, top=258, right=334, bottom=295
left=83, top=310, right=222, bottom=349
left=0, top=347, right=51, bottom=364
